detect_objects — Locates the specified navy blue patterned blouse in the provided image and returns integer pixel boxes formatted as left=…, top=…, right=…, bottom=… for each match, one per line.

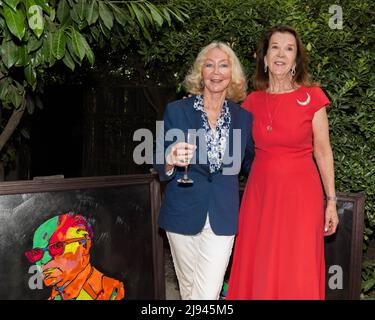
left=193, top=95, right=231, bottom=173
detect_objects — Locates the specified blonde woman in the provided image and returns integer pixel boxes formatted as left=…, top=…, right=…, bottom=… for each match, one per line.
left=154, top=41, right=254, bottom=299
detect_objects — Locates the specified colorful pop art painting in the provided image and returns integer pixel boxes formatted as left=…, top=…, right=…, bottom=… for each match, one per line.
left=25, top=213, right=125, bottom=300
left=0, top=175, right=164, bottom=300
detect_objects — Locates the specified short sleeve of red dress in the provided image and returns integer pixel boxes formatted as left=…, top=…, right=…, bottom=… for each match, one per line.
left=308, top=86, right=330, bottom=115
left=241, top=92, right=256, bottom=112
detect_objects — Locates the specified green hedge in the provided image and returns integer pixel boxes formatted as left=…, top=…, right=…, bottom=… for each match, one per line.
left=140, top=0, right=375, bottom=296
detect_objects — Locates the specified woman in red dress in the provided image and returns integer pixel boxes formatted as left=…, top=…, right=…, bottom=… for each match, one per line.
left=226, top=25, right=339, bottom=300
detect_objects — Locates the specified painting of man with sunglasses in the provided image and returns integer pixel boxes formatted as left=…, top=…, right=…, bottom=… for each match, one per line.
left=24, top=213, right=125, bottom=300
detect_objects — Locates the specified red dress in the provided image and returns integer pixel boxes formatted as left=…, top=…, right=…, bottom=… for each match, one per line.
left=226, top=86, right=330, bottom=300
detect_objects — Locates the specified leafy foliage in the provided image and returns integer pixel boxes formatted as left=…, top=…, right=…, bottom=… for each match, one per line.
left=0, top=0, right=188, bottom=170
left=362, top=259, right=375, bottom=297
left=137, top=0, right=375, bottom=295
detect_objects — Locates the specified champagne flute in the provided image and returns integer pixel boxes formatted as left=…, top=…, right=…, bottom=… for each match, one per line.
left=177, top=131, right=196, bottom=184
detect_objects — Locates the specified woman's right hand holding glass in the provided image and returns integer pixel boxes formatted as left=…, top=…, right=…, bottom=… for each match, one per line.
left=166, top=142, right=196, bottom=170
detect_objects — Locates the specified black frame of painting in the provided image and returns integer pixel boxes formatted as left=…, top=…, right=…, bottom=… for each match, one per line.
left=325, top=192, right=365, bottom=300
left=0, top=173, right=164, bottom=300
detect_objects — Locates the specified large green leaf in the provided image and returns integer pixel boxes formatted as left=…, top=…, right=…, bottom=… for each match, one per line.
left=129, top=2, right=145, bottom=29
left=66, top=40, right=82, bottom=66
left=71, top=1, right=86, bottom=24
left=3, top=4, right=26, bottom=41
left=42, top=32, right=55, bottom=66
left=98, top=1, right=114, bottom=30
left=30, top=49, right=44, bottom=68
left=16, top=45, right=30, bottom=67
left=27, top=35, right=43, bottom=53
left=98, top=19, right=111, bottom=39
left=57, top=0, right=70, bottom=25
left=76, top=0, right=85, bottom=21
left=139, top=4, right=154, bottom=27
left=108, top=2, right=127, bottom=27
left=146, top=3, right=164, bottom=27
left=24, top=64, right=37, bottom=89
left=3, top=0, right=19, bottom=11
left=70, top=28, right=85, bottom=61
left=86, top=0, right=99, bottom=25
left=80, top=33, right=94, bottom=65
left=161, top=8, right=171, bottom=26
left=8, top=85, right=23, bottom=109
left=52, top=29, right=66, bottom=60
left=70, top=4, right=82, bottom=24
left=166, top=7, right=185, bottom=24
left=0, top=40, right=19, bottom=68
left=0, top=77, right=12, bottom=101
left=62, top=50, right=75, bottom=71
left=49, top=8, right=56, bottom=22
left=128, top=3, right=151, bottom=41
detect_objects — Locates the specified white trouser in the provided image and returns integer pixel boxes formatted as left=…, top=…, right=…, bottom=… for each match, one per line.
left=166, top=215, right=235, bottom=300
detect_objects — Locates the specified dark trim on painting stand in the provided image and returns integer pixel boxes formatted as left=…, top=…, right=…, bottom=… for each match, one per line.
left=336, top=192, right=365, bottom=300
left=0, top=174, right=158, bottom=195
left=150, top=176, right=165, bottom=299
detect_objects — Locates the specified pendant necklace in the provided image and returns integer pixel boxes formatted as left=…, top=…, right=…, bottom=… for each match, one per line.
left=265, top=91, right=283, bottom=133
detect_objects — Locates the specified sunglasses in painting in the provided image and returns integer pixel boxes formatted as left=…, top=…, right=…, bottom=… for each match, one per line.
left=25, top=237, right=89, bottom=263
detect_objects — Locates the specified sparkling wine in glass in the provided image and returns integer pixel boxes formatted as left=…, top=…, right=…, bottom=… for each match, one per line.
left=177, top=131, right=196, bottom=184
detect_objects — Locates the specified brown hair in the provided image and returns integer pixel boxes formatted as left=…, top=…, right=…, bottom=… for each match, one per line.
left=253, top=25, right=315, bottom=90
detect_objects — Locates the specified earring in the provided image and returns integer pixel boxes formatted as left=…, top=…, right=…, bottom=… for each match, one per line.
left=291, top=65, right=296, bottom=76
left=264, top=62, right=268, bottom=73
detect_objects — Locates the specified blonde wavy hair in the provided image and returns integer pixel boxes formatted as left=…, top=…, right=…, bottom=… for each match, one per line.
left=184, top=41, right=247, bottom=103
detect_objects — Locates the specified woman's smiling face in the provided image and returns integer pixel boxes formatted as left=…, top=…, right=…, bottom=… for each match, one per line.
left=202, top=48, right=232, bottom=95
left=265, top=32, right=297, bottom=77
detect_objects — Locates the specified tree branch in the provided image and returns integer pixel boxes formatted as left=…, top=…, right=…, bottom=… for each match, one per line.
left=0, top=96, right=27, bottom=153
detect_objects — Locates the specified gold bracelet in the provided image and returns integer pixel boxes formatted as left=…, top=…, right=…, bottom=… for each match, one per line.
left=326, top=196, right=337, bottom=202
